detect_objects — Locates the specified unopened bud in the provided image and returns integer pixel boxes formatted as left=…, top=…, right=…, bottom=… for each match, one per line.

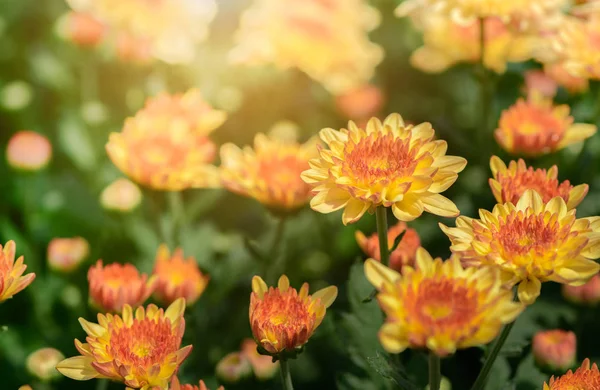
left=47, top=237, right=89, bottom=273
left=532, top=329, right=576, bottom=371
left=100, top=178, right=142, bottom=212
left=215, top=352, right=253, bottom=384
left=26, top=348, right=65, bottom=381
left=6, top=131, right=52, bottom=171
left=241, top=338, right=279, bottom=380
left=562, top=275, right=600, bottom=306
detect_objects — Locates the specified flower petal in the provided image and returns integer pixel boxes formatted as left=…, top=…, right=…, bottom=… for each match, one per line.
left=364, top=259, right=400, bottom=290
left=55, top=356, right=99, bottom=380
left=311, top=286, right=338, bottom=308
left=421, top=194, right=459, bottom=217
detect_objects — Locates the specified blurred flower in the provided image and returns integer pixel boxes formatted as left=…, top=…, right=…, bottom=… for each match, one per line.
left=489, top=156, right=588, bottom=209
left=65, top=12, right=105, bottom=48
left=355, top=221, right=421, bottom=272
left=100, top=178, right=142, bottom=213
left=152, top=244, right=209, bottom=306
left=26, top=347, right=65, bottom=381
left=250, top=275, right=337, bottom=358
left=440, top=190, right=600, bottom=305
left=335, top=84, right=384, bottom=122
left=169, top=376, right=224, bottom=390
left=88, top=260, right=156, bottom=312
left=301, top=114, right=467, bottom=225
left=550, top=15, right=600, bottom=80
left=240, top=338, right=279, bottom=380
left=56, top=299, right=192, bottom=389
left=6, top=131, right=52, bottom=171
left=494, top=94, right=596, bottom=157
left=544, top=63, right=589, bottom=94
left=408, top=16, right=538, bottom=74
left=533, top=330, right=576, bottom=371
left=364, top=248, right=523, bottom=356
left=106, top=89, right=226, bottom=191
left=220, top=133, right=318, bottom=212
left=216, top=352, right=252, bottom=383
left=0, top=240, right=36, bottom=302
left=115, top=32, right=153, bottom=64
left=524, top=69, right=557, bottom=98
left=562, top=274, right=600, bottom=305
left=544, top=358, right=600, bottom=389
left=230, top=0, right=383, bottom=94
left=47, top=237, right=90, bottom=273
left=18, top=386, right=32, bottom=390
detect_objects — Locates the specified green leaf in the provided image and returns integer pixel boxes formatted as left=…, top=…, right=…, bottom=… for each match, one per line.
left=58, top=112, right=97, bottom=171
left=514, top=354, right=550, bottom=390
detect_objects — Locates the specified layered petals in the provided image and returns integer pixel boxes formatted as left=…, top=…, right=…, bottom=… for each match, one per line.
left=0, top=240, right=36, bottom=302
left=544, top=358, right=600, bottom=389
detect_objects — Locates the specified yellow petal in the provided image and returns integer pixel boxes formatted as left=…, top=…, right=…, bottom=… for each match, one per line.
left=489, top=156, right=507, bottom=178
left=383, top=113, right=405, bottom=130
left=55, top=356, right=98, bottom=380
left=165, top=297, right=186, bottom=324
left=379, top=322, right=407, bottom=353
left=410, top=46, right=454, bottom=73
left=364, top=259, right=400, bottom=290
left=78, top=318, right=106, bottom=338
left=415, top=248, right=434, bottom=274
left=310, top=187, right=351, bottom=214
left=517, top=277, right=541, bottom=305
left=251, top=276, right=268, bottom=299
left=392, top=195, right=423, bottom=221
left=567, top=184, right=589, bottom=210
left=558, top=123, right=597, bottom=149
left=342, top=198, right=370, bottom=226
left=421, top=194, right=460, bottom=217
left=277, top=275, right=290, bottom=292
left=312, top=286, right=338, bottom=308
left=516, top=189, right=543, bottom=213
left=433, top=156, right=467, bottom=173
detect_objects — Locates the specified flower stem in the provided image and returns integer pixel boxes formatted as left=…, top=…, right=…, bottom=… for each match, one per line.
left=470, top=320, right=515, bottom=390
left=375, top=206, right=390, bottom=267
left=429, top=352, right=442, bottom=390
left=477, top=17, right=493, bottom=162
left=279, top=359, right=294, bottom=390
left=267, top=216, right=288, bottom=282
left=96, top=378, right=109, bottom=390
left=167, top=191, right=185, bottom=246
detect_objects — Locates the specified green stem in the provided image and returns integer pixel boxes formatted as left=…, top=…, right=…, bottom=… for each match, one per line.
left=266, top=216, right=288, bottom=282
left=167, top=191, right=185, bottom=247
left=470, top=321, right=515, bottom=390
left=375, top=206, right=390, bottom=267
left=96, top=378, right=109, bottom=390
left=477, top=17, right=493, bottom=163
left=428, top=352, right=441, bottom=390
left=279, top=359, right=294, bottom=390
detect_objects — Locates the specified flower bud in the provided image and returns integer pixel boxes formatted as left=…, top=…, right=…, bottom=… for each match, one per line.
left=335, top=84, right=384, bottom=121
left=562, top=274, right=600, bottom=305
left=532, top=329, right=576, bottom=371
left=215, top=352, right=253, bottom=384
left=6, top=131, right=52, bottom=171
left=523, top=70, right=557, bottom=98
left=65, top=12, right=105, bottom=48
left=47, top=237, right=89, bottom=273
left=26, top=348, right=65, bottom=381
left=100, top=178, right=142, bottom=212
left=241, top=338, right=279, bottom=380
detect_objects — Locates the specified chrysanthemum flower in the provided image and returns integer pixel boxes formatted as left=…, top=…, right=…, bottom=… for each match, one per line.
left=489, top=156, right=588, bottom=209
left=88, top=260, right=157, bottom=312
left=494, top=94, right=596, bottom=157
left=408, top=16, right=538, bottom=74
left=301, top=114, right=467, bottom=225
left=220, top=133, right=318, bottom=212
left=544, top=358, right=600, bottom=389
left=47, top=237, right=90, bottom=273
left=100, top=178, right=143, bottom=212
left=551, top=15, right=600, bottom=80
left=55, top=299, right=192, bottom=389
left=249, top=275, right=337, bottom=357
left=26, top=347, right=65, bottom=381
left=229, top=0, right=383, bottom=94
left=544, top=63, right=589, bottom=94
left=152, top=244, right=209, bottom=306
left=356, top=221, right=421, bottom=272
left=532, top=330, right=576, bottom=371
left=440, top=190, right=600, bottom=305
left=524, top=70, right=558, bottom=98
left=562, top=274, right=600, bottom=305
left=216, top=352, right=252, bottom=383
left=240, top=339, right=279, bottom=380
left=364, top=247, right=523, bottom=356
left=169, top=376, right=224, bottom=390
left=6, top=131, right=52, bottom=171
left=65, top=12, right=105, bottom=48
left=0, top=240, right=35, bottom=302
left=106, top=90, right=226, bottom=191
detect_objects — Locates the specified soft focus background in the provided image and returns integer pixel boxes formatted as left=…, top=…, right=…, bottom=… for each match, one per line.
left=2, top=0, right=600, bottom=389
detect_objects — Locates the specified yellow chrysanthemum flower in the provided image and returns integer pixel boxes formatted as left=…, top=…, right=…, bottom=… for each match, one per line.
left=551, top=15, right=600, bottom=80
left=220, top=132, right=319, bottom=212
left=364, top=248, right=523, bottom=356
left=494, top=94, right=596, bottom=157
left=544, top=358, right=600, bottom=389
left=229, top=0, right=383, bottom=94
left=249, top=275, right=337, bottom=357
left=407, top=15, right=538, bottom=74
left=0, top=240, right=36, bottom=302
left=106, top=89, right=226, bottom=191
left=301, top=114, right=467, bottom=225
left=489, top=156, right=588, bottom=210
left=440, top=190, right=600, bottom=305
left=56, top=298, right=191, bottom=390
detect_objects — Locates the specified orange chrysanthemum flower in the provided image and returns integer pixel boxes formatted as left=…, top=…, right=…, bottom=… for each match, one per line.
left=100, top=178, right=142, bottom=213
left=56, top=299, right=192, bottom=389
left=6, top=131, right=52, bottom=171
left=88, top=260, right=157, bottom=313
left=152, top=244, right=209, bottom=306
left=532, top=330, right=576, bottom=371
left=365, top=248, right=523, bottom=356
left=551, top=15, right=600, bottom=80
left=169, top=376, right=224, bottom=390
left=220, top=133, right=319, bottom=212
left=489, top=156, right=588, bottom=210
left=494, top=94, right=596, bottom=157
left=249, top=275, right=337, bottom=357
left=0, top=240, right=35, bottom=302
left=544, top=358, right=600, bottom=389
left=47, top=237, right=90, bottom=273
left=301, top=114, right=467, bottom=225
left=440, top=190, right=600, bottom=305
left=355, top=221, right=421, bottom=272
left=106, top=89, right=226, bottom=191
